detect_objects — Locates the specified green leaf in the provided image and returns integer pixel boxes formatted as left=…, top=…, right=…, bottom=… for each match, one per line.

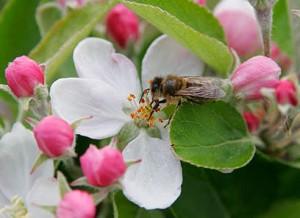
left=0, top=0, right=41, bottom=83
left=122, top=0, right=233, bottom=75
left=29, top=1, right=116, bottom=81
left=272, top=0, right=294, bottom=56
left=36, top=2, right=62, bottom=36
left=171, top=154, right=300, bottom=218
left=172, top=164, right=230, bottom=218
left=258, top=200, right=300, bottom=218
left=112, top=192, right=165, bottom=218
left=170, top=101, right=255, bottom=170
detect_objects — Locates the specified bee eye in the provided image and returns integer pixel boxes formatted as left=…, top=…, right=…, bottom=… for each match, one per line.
left=151, top=83, right=158, bottom=92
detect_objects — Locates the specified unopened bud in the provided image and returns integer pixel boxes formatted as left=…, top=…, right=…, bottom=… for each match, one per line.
left=80, top=145, right=126, bottom=187
left=231, top=56, right=281, bottom=100
left=243, top=112, right=260, bottom=132
left=56, top=190, right=96, bottom=218
left=33, top=116, right=75, bottom=157
left=106, top=4, right=139, bottom=48
left=275, top=80, right=298, bottom=106
left=270, top=43, right=292, bottom=72
left=5, top=56, right=45, bottom=98
left=214, top=0, right=262, bottom=57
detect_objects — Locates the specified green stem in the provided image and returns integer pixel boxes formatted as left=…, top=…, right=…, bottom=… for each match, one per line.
left=16, top=99, right=25, bottom=122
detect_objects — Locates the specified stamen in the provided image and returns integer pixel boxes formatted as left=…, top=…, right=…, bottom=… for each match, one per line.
left=127, top=89, right=162, bottom=128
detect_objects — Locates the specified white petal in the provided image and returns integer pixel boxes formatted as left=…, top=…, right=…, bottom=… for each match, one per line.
left=26, top=177, right=60, bottom=218
left=0, top=123, right=54, bottom=202
left=121, top=131, right=182, bottom=209
left=50, top=78, right=131, bottom=139
left=73, top=37, right=140, bottom=95
left=142, top=35, right=204, bottom=89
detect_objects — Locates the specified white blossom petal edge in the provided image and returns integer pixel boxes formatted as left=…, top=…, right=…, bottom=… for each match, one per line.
left=0, top=123, right=59, bottom=218
left=121, top=131, right=182, bottom=209
left=142, top=34, right=204, bottom=88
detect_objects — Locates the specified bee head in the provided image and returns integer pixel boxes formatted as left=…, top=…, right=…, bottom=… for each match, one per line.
left=150, top=77, right=163, bottom=98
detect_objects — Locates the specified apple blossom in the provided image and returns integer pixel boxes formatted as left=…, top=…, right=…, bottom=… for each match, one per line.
left=80, top=145, right=126, bottom=187
left=56, top=190, right=96, bottom=218
left=50, top=35, right=204, bottom=209
left=106, top=4, right=139, bottom=48
left=5, top=56, right=45, bottom=98
left=33, top=116, right=75, bottom=158
left=0, top=123, right=59, bottom=218
left=231, top=56, right=281, bottom=100
left=214, top=0, right=262, bottom=57
left=275, top=80, right=298, bottom=107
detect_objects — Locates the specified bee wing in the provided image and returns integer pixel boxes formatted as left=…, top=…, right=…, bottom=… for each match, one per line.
left=175, top=77, right=225, bottom=100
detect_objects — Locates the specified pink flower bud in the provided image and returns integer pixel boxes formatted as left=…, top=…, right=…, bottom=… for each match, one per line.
left=106, top=4, right=139, bottom=48
left=33, top=116, right=74, bottom=157
left=5, top=56, right=45, bottom=98
left=231, top=56, right=281, bottom=100
left=56, top=190, right=96, bottom=218
left=243, top=112, right=260, bottom=132
left=271, top=43, right=292, bottom=72
left=80, top=145, right=126, bottom=187
left=214, top=0, right=262, bottom=57
left=197, top=0, right=206, bottom=6
left=275, top=80, right=298, bottom=106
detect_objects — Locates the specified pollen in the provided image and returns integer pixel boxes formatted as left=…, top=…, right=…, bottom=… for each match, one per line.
left=127, top=91, right=160, bottom=128
left=127, top=94, right=136, bottom=101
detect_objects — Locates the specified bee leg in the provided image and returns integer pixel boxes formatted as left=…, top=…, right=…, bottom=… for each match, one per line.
left=148, top=100, right=160, bottom=120
left=164, top=100, right=181, bottom=128
left=159, top=99, right=167, bottom=104
left=139, top=88, right=150, bottom=103
left=148, top=99, right=166, bottom=120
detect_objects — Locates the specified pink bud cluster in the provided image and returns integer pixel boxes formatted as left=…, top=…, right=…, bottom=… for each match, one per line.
left=56, top=190, right=96, bottom=218
left=231, top=56, right=281, bottom=100
left=80, top=145, right=126, bottom=187
left=106, top=4, right=140, bottom=48
left=33, top=116, right=74, bottom=157
left=5, top=56, right=44, bottom=98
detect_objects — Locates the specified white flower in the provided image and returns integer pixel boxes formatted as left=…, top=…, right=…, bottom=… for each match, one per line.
left=50, top=35, right=204, bottom=209
left=0, top=123, right=60, bottom=218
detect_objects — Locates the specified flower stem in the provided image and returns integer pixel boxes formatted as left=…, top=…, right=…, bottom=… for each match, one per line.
left=17, top=99, right=26, bottom=122
left=249, top=0, right=277, bottom=56
left=256, top=8, right=273, bottom=56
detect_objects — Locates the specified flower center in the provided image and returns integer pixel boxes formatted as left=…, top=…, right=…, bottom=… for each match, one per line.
left=0, top=196, right=29, bottom=218
left=127, top=93, right=162, bottom=128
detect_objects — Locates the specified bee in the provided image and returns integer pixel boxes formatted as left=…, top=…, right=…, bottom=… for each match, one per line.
left=149, top=75, right=225, bottom=103
left=145, top=75, right=226, bottom=119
